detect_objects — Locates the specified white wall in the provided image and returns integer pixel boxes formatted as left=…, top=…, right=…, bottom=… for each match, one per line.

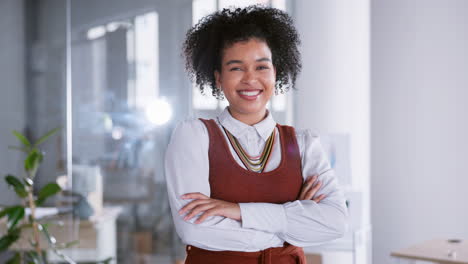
left=293, top=0, right=370, bottom=225
left=0, top=0, right=26, bottom=205
left=371, top=0, right=468, bottom=263
left=293, top=1, right=370, bottom=263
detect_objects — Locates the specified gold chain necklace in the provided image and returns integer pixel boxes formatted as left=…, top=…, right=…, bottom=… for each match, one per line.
left=223, top=126, right=276, bottom=173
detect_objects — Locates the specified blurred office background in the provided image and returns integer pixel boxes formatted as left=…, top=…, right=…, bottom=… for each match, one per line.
left=1, top=0, right=467, bottom=263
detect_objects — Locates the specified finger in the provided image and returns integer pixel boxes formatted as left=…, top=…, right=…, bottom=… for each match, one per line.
left=179, top=199, right=211, bottom=216
left=298, top=179, right=311, bottom=200
left=184, top=204, right=213, bottom=221
left=179, top=199, right=211, bottom=215
left=184, top=203, right=216, bottom=221
left=313, top=194, right=326, bottom=203
left=301, top=178, right=320, bottom=200
left=298, top=175, right=317, bottom=200
left=181, top=192, right=209, bottom=200
left=304, top=180, right=322, bottom=200
left=195, top=208, right=218, bottom=224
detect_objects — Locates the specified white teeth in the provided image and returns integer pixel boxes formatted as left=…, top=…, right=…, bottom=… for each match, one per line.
left=239, top=90, right=261, bottom=96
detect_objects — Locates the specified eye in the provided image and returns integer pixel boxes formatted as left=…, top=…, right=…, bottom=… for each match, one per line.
left=229, top=67, right=242, bottom=71
left=257, top=65, right=270, bottom=70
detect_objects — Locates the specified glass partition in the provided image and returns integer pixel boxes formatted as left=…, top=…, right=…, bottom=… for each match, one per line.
left=69, top=1, right=191, bottom=263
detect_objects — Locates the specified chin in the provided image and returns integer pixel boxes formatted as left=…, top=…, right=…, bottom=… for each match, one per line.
left=237, top=106, right=266, bottom=115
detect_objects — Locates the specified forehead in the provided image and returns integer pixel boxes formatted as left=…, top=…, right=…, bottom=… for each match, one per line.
left=221, top=38, right=272, bottom=62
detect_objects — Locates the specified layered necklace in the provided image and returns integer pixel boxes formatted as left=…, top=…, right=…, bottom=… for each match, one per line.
left=222, top=126, right=276, bottom=173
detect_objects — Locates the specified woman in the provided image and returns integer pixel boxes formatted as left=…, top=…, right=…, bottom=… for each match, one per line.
left=165, top=5, right=348, bottom=264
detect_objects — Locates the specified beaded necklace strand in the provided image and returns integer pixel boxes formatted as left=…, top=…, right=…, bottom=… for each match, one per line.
left=223, top=126, right=276, bottom=173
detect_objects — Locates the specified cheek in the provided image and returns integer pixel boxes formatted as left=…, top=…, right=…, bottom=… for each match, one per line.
left=262, top=73, right=276, bottom=90
left=220, top=73, right=241, bottom=91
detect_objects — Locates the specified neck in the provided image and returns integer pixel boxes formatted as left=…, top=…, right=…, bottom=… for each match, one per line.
left=228, top=107, right=267, bottom=126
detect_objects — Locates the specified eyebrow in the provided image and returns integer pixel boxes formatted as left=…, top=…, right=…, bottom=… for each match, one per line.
left=225, top=57, right=272, bottom=65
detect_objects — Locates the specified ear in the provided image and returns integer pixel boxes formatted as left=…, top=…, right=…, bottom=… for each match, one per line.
left=214, top=70, right=221, bottom=89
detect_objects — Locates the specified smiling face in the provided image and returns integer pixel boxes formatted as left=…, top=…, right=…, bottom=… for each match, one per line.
left=214, top=38, right=276, bottom=125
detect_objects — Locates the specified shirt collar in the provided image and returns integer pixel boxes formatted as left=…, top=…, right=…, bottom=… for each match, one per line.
left=217, top=107, right=276, bottom=141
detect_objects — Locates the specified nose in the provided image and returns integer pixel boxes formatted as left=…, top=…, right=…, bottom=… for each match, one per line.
left=241, top=69, right=256, bottom=84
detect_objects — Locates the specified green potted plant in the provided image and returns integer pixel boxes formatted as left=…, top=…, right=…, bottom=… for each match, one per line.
left=0, top=127, right=78, bottom=264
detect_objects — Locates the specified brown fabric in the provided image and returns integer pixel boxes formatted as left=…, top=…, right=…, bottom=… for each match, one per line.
left=202, top=119, right=304, bottom=204
left=185, top=118, right=305, bottom=264
left=185, top=243, right=306, bottom=264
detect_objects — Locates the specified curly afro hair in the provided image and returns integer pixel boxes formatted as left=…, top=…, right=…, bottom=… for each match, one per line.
left=183, top=5, right=302, bottom=98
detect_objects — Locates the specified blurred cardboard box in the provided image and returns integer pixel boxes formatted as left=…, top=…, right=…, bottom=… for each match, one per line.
left=133, top=231, right=153, bottom=254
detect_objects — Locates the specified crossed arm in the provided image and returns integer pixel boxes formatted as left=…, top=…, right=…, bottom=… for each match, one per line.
left=164, top=120, right=348, bottom=251
left=178, top=173, right=326, bottom=224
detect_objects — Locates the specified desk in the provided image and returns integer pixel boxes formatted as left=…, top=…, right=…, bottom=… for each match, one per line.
left=391, top=238, right=468, bottom=264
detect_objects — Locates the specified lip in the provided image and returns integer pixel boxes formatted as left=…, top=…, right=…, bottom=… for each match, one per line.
left=237, top=89, right=263, bottom=101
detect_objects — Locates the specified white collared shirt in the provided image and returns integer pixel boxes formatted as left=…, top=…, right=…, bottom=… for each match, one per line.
left=165, top=107, right=348, bottom=252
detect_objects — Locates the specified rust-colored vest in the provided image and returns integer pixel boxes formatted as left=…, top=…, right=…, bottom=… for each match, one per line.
left=185, top=119, right=306, bottom=264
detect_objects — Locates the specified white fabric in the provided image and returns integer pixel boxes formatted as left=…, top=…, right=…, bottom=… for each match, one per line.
left=165, top=107, right=348, bottom=252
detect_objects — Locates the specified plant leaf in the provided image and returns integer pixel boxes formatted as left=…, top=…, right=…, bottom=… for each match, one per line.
left=12, top=130, right=31, bottom=147
left=6, top=206, right=25, bottom=231
left=100, top=257, right=113, bottom=264
left=36, top=183, right=61, bottom=206
left=39, top=223, right=57, bottom=245
left=40, top=222, right=50, bottom=229
left=50, top=247, right=77, bottom=264
left=5, top=175, right=28, bottom=198
left=58, top=240, right=79, bottom=249
left=6, top=252, right=21, bottom=264
left=24, top=150, right=43, bottom=172
left=34, top=127, right=61, bottom=147
left=0, top=236, right=16, bottom=251
left=0, top=207, right=8, bottom=218
left=0, top=206, right=25, bottom=229
left=0, top=228, right=21, bottom=251
left=25, top=251, right=41, bottom=264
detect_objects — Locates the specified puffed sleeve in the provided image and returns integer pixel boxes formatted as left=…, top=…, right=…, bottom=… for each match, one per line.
left=238, top=129, right=348, bottom=247
left=165, top=119, right=283, bottom=251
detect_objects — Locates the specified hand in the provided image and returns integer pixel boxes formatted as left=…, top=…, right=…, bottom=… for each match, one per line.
left=179, top=192, right=241, bottom=224
left=298, top=175, right=326, bottom=202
